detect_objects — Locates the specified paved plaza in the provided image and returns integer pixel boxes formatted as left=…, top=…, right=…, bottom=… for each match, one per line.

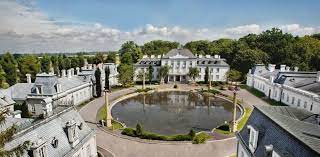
left=79, top=85, right=267, bottom=157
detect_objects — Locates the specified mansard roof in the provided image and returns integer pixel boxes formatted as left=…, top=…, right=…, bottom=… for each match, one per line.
left=162, top=48, right=196, bottom=59
left=4, top=108, right=95, bottom=157
left=30, top=73, right=90, bottom=95
left=238, top=105, right=320, bottom=156
left=0, top=83, right=34, bottom=101
left=135, top=58, right=161, bottom=66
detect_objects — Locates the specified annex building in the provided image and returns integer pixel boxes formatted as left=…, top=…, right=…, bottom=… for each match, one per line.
left=247, top=64, right=320, bottom=114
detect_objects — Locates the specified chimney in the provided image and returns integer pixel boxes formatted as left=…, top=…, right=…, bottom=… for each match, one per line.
left=76, top=67, right=80, bottom=75
left=157, top=55, right=161, bottom=58
left=93, top=64, right=97, bottom=70
left=317, top=71, right=320, bottom=82
left=71, top=68, right=74, bottom=76
left=294, top=67, right=299, bottom=72
left=88, top=64, right=92, bottom=70
left=150, top=55, right=155, bottom=58
left=268, top=64, right=276, bottom=72
left=214, top=55, right=219, bottom=59
left=61, top=69, right=66, bottom=77
left=67, top=69, right=72, bottom=78
left=198, top=55, right=203, bottom=58
left=142, top=55, right=148, bottom=58
left=26, top=74, right=32, bottom=83
left=270, top=76, right=274, bottom=83
left=248, top=69, right=252, bottom=74
left=205, top=55, right=211, bottom=58
left=280, top=65, right=286, bottom=72
left=285, top=66, right=290, bottom=72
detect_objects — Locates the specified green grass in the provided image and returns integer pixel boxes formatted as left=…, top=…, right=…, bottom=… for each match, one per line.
left=109, top=120, right=124, bottom=130
left=237, top=107, right=252, bottom=131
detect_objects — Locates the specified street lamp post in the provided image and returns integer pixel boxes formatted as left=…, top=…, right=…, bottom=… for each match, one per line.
left=232, top=90, right=238, bottom=132
left=104, top=89, right=112, bottom=127
left=208, top=71, right=212, bottom=90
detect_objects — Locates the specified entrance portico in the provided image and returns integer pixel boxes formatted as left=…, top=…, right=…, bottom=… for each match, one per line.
left=168, top=75, right=187, bottom=83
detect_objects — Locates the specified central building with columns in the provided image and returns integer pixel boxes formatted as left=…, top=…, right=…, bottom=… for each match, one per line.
left=134, top=48, right=230, bottom=83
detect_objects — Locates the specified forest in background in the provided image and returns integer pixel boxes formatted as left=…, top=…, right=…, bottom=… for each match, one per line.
left=1, top=28, right=320, bottom=88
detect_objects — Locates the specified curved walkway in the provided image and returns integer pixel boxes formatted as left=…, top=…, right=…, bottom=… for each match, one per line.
left=79, top=87, right=238, bottom=157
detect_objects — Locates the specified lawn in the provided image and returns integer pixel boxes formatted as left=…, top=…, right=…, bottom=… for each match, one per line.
left=237, top=107, right=252, bottom=131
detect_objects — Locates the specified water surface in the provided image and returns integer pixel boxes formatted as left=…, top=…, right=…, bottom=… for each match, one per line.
left=112, top=91, right=240, bottom=135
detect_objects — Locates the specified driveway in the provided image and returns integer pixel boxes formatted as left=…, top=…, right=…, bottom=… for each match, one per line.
left=80, top=87, right=237, bottom=157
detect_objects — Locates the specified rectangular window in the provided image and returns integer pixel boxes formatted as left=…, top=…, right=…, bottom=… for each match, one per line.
left=216, top=75, right=219, bottom=80
left=310, top=104, right=313, bottom=111
left=282, top=93, right=285, bottom=100
left=292, top=97, right=295, bottom=104
left=304, top=101, right=307, bottom=109
left=86, top=144, right=91, bottom=157
left=297, top=99, right=301, bottom=107
left=216, top=68, right=220, bottom=73
left=248, top=126, right=259, bottom=153
left=287, top=96, right=289, bottom=102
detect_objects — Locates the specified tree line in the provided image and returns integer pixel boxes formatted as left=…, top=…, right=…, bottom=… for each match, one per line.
left=1, top=28, right=319, bottom=88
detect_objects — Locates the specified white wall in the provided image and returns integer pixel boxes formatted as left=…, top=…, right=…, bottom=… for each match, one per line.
left=72, top=135, right=97, bottom=157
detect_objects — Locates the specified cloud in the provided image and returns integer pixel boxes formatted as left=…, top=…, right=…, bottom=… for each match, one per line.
left=0, top=1, right=319, bottom=53
left=225, top=24, right=261, bottom=35
left=280, top=24, right=318, bottom=36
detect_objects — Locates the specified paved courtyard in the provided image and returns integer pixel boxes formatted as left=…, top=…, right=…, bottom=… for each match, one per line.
left=79, top=85, right=267, bottom=157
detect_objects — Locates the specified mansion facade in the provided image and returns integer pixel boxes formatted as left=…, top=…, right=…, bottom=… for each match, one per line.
left=246, top=64, right=320, bottom=114
left=134, top=48, right=229, bottom=83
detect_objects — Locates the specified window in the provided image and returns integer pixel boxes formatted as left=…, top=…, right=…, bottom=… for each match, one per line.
left=86, top=144, right=91, bottom=157
left=310, top=104, right=313, bottom=111
left=291, top=97, right=295, bottom=105
left=216, top=68, right=220, bottom=73
left=31, top=105, right=36, bottom=113
left=248, top=125, right=259, bottom=153
left=274, top=90, right=277, bottom=98
left=39, top=145, right=47, bottom=157
left=287, top=96, right=289, bottom=102
left=304, top=101, right=307, bottom=109
left=189, top=62, right=192, bottom=66
left=216, top=75, right=219, bottom=80
left=297, top=99, right=301, bottom=107
left=282, top=93, right=285, bottom=100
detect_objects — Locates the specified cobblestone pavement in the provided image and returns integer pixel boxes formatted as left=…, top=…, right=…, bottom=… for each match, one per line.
left=79, top=86, right=266, bottom=157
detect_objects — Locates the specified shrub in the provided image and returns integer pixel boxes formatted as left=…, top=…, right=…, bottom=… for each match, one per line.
left=216, top=124, right=230, bottom=132
left=121, top=128, right=137, bottom=137
left=173, top=84, right=178, bottom=88
left=171, top=134, right=192, bottom=141
left=140, top=132, right=168, bottom=140
left=189, top=129, right=196, bottom=138
left=192, top=132, right=211, bottom=144
left=136, top=88, right=153, bottom=93
left=136, top=123, right=143, bottom=136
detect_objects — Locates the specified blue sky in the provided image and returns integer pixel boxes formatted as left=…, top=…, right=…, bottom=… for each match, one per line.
left=0, top=0, right=319, bottom=53
left=36, top=0, right=320, bottom=29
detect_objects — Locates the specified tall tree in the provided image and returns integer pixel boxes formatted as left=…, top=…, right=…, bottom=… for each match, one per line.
left=142, top=40, right=180, bottom=55
left=77, top=54, right=86, bottom=67
left=119, top=41, right=142, bottom=63
left=94, top=53, right=105, bottom=64
left=148, top=65, right=154, bottom=85
left=40, top=55, right=52, bottom=73
left=117, top=64, right=134, bottom=87
left=0, top=110, right=30, bottom=156
left=120, top=52, right=133, bottom=65
left=204, top=66, right=209, bottom=84
left=184, top=40, right=215, bottom=55
left=188, top=67, right=200, bottom=82
left=18, top=55, right=40, bottom=82
left=50, top=56, right=60, bottom=76
left=227, top=70, right=242, bottom=82
left=106, top=52, right=117, bottom=63
left=95, top=68, right=102, bottom=97
left=159, top=65, right=170, bottom=83
left=62, top=55, right=71, bottom=70
left=0, top=65, right=9, bottom=88
left=70, top=57, right=79, bottom=69
left=0, top=52, right=18, bottom=86
left=105, top=66, right=110, bottom=91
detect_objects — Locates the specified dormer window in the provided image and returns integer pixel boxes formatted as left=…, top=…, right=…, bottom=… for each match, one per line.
left=247, top=125, right=259, bottom=153
left=28, top=138, right=48, bottom=157
left=55, top=83, right=62, bottom=93
left=36, top=85, right=43, bottom=94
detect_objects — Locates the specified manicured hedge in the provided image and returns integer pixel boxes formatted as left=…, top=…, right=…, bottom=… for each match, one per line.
left=121, top=127, right=195, bottom=141
left=192, top=132, right=211, bottom=144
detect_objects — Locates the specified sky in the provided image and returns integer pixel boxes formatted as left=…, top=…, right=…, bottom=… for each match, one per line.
left=0, top=0, right=319, bottom=53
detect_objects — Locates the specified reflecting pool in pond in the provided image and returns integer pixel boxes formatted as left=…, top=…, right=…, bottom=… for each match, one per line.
left=111, top=91, right=240, bottom=135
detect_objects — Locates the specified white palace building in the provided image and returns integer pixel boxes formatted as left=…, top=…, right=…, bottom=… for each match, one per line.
left=134, top=48, right=230, bottom=83
left=247, top=64, right=320, bottom=114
